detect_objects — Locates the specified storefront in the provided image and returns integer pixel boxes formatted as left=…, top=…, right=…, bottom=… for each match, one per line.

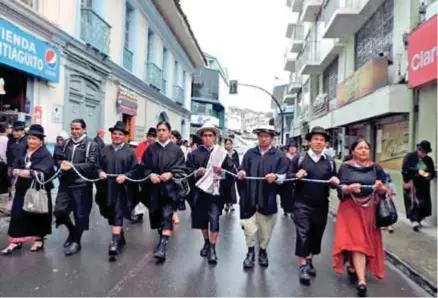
left=408, top=14, right=437, bottom=225
left=116, top=86, right=138, bottom=142
left=0, top=17, right=60, bottom=129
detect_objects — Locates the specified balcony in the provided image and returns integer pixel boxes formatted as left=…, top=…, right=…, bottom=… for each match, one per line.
left=146, top=62, right=163, bottom=90
left=296, top=40, right=321, bottom=75
left=283, top=52, right=296, bottom=72
left=291, top=0, right=304, bottom=12
left=173, top=85, right=185, bottom=105
left=123, top=47, right=133, bottom=71
left=301, top=0, right=323, bottom=22
left=288, top=72, right=302, bottom=93
left=290, top=24, right=304, bottom=53
left=285, top=21, right=296, bottom=38
left=319, top=38, right=344, bottom=69
left=80, top=8, right=111, bottom=54
left=322, top=0, right=385, bottom=38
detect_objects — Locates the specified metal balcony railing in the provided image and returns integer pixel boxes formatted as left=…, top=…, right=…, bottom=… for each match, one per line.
left=123, top=47, right=133, bottom=71
left=173, top=85, right=185, bottom=105
left=296, top=40, right=320, bottom=71
left=146, top=63, right=163, bottom=90
left=80, top=8, right=111, bottom=54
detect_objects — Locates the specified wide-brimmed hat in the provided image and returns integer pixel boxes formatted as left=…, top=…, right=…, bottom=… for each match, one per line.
left=109, top=121, right=129, bottom=135
left=196, top=121, right=220, bottom=137
left=306, top=126, right=330, bottom=141
left=28, top=124, right=45, bottom=138
left=12, top=120, right=25, bottom=131
left=417, top=140, right=432, bottom=153
left=252, top=125, right=278, bottom=136
left=146, top=127, right=157, bottom=137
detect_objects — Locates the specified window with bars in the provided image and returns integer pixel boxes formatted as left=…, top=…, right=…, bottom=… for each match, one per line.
left=355, top=0, right=394, bottom=69
left=124, top=3, right=134, bottom=49
left=323, top=57, right=339, bottom=101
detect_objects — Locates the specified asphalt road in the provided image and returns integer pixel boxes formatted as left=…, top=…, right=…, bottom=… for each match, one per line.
left=0, top=206, right=429, bottom=297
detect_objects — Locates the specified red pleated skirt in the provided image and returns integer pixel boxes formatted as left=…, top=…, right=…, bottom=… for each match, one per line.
left=332, top=198, right=385, bottom=279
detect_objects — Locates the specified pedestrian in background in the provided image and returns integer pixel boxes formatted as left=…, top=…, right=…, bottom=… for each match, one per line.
left=402, top=140, right=436, bottom=232
left=223, top=138, right=239, bottom=213
left=94, top=129, right=106, bottom=150
left=2, top=124, right=55, bottom=255
left=281, top=140, right=298, bottom=218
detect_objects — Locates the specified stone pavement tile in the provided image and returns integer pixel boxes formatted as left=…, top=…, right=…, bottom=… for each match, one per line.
left=329, top=190, right=437, bottom=295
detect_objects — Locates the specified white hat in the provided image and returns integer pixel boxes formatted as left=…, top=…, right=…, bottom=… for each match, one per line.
left=196, top=121, right=220, bottom=137
left=252, top=125, right=278, bottom=136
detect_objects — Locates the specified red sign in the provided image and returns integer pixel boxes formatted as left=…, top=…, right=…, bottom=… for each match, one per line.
left=34, top=106, right=42, bottom=124
left=408, top=15, right=437, bottom=88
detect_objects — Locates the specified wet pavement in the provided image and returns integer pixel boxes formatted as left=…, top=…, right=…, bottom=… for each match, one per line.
left=0, top=207, right=430, bottom=297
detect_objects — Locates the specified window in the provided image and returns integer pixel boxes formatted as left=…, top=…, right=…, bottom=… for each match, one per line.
left=191, top=68, right=219, bottom=100
left=355, top=0, right=393, bottom=69
left=20, top=0, right=38, bottom=9
left=147, top=29, right=154, bottom=63
left=323, top=57, right=338, bottom=102
left=81, top=0, right=92, bottom=8
left=124, top=2, right=134, bottom=49
left=174, top=61, right=179, bottom=86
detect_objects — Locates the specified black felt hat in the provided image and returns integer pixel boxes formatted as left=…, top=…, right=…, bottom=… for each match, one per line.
left=12, top=120, right=25, bottom=131
left=417, top=140, right=432, bottom=153
left=109, top=121, right=129, bottom=135
left=28, top=124, right=45, bottom=137
left=146, top=127, right=157, bottom=137
left=305, top=126, right=330, bottom=142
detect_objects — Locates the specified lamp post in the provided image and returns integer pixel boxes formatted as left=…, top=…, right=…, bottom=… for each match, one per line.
left=229, top=80, right=285, bottom=144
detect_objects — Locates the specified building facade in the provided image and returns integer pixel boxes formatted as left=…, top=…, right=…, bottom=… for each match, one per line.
left=0, top=0, right=205, bottom=146
left=284, top=0, right=437, bottom=224
left=272, top=84, right=295, bottom=144
left=190, top=53, right=228, bottom=137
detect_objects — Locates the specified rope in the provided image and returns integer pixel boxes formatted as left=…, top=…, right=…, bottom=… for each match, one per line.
left=28, top=163, right=375, bottom=189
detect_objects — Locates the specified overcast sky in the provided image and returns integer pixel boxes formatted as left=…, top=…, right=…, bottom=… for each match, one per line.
left=180, top=0, right=290, bottom=112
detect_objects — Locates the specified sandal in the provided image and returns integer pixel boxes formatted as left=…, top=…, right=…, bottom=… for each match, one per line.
left=2, top=242, right=23, bottom=255
left=30, top=240, right=45, bottom=252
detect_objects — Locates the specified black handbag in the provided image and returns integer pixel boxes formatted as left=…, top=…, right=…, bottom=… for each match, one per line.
left=376, top=193, right=398, bottom=228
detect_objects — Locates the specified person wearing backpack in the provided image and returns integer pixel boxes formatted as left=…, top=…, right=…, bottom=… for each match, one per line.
left=288, top=126, right=339, bottom=286
left=53, top=119, right=99, bottom=256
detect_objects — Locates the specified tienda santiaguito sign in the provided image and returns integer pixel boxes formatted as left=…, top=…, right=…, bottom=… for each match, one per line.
left=0, top=18, right=60, bottom=83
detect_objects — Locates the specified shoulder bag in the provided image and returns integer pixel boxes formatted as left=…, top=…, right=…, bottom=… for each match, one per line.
left=23, top=173, right=49, bottom=214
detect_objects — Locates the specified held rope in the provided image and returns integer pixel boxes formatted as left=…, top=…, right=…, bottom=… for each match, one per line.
left=28, top=164, right=375, bottom=189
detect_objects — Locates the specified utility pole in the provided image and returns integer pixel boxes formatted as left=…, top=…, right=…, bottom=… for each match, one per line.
left=229, top=80, right=285, bottom=143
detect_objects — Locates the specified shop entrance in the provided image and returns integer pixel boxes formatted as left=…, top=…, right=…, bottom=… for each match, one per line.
left=64, top=75, right=101, bottom=136
left=0, top=65, right=31, bottom=125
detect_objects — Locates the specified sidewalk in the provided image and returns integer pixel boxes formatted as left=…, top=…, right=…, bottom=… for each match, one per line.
left=329, top=190, right=437, bottom=296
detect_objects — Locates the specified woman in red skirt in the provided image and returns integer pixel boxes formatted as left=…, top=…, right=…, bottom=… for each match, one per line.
left=333, top=138, right=387, bottom=297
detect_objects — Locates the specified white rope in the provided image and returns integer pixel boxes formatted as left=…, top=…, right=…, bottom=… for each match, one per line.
left=29, top=164, right=375, bottom=189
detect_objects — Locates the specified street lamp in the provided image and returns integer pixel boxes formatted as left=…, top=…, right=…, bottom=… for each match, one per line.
left=229, top=80, right=285, bottom=143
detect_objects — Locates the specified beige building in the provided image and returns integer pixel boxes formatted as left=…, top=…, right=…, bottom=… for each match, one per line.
left=0, top=0, right=205, bottom=146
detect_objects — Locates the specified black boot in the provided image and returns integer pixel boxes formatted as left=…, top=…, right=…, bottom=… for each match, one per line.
left=108, top=240, right=119, bottom=260
left=243, top=247, right=255, bottom=269
left=357, top=283, right=367, bottom=297
left=64, top=242, right=81, bottom=256
left=306, top=259, right=316, bottom=277
left=200, top=239, right=210, bottom=257
left=207, top=243, right=218, bottom=265
left=153, top=236, right=168, bottom=261
left=258, top=248, right=269, bottom=267
left=299, top=264, right=311, bottom=286
left=63, top=233, right=74, bottom=248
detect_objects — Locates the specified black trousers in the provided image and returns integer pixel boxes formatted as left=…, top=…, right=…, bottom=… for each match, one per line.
left=54, top=184, right=93, bottom=231
left=191, top=194, right=221, bottom=232
left=293, top=201, right=328, bottom=258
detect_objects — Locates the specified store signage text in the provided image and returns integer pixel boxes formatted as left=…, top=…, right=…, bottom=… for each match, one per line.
left=337, top=57, right=388, bottom=108
left=116, top=86, right=138, bottom=116
left=408, top=15, right=437, bottom=88
left=0, top=18, right=60, bottom=83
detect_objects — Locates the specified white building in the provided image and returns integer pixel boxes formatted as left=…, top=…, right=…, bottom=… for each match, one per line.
left=0, top=0, right=205, bottom=147
left=284, top=0, right=437, bottom=224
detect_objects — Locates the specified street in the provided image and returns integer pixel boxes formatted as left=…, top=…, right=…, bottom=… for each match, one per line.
left=0, top=206, right=428, bottom=297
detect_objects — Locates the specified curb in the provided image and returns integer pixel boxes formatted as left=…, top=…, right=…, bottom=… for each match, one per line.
left=328, top=209, right=437, bottom=297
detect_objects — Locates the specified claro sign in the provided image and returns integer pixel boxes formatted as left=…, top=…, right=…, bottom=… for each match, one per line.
left=408, top=15, right=437, bottom=88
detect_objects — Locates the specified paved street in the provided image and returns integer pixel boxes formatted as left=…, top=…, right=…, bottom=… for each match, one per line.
left=0, top=207, right=429, bottom=297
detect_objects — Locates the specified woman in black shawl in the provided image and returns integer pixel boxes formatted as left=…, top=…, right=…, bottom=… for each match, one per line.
left=2, top=124, right=55, bottom=255
left=141, top=121, right=186, bottom=262
left=402, top=140, right=436, bottom=231
left=223, top=138, right=239, bottom=212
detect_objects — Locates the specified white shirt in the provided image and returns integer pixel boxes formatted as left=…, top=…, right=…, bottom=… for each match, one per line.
left=307, top=148, right=326, bottom=163
left=158, top=139, right=171, bottom=148
left=0, top=135, right=8, bottom=162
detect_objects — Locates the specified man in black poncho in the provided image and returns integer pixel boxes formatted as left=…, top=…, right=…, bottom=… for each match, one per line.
left=95, top=121, right=138, bottom=261
left=236, top=125, right=289, bottom=269
left=6, top=121, right=27, bottom=176
left=186, top=122, right=236, bottom=265
left=141, top=121, right=186, bottom=262
left=288, top=126, right=339, bottom=285
left=54, top=119, right=99, bottom=256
